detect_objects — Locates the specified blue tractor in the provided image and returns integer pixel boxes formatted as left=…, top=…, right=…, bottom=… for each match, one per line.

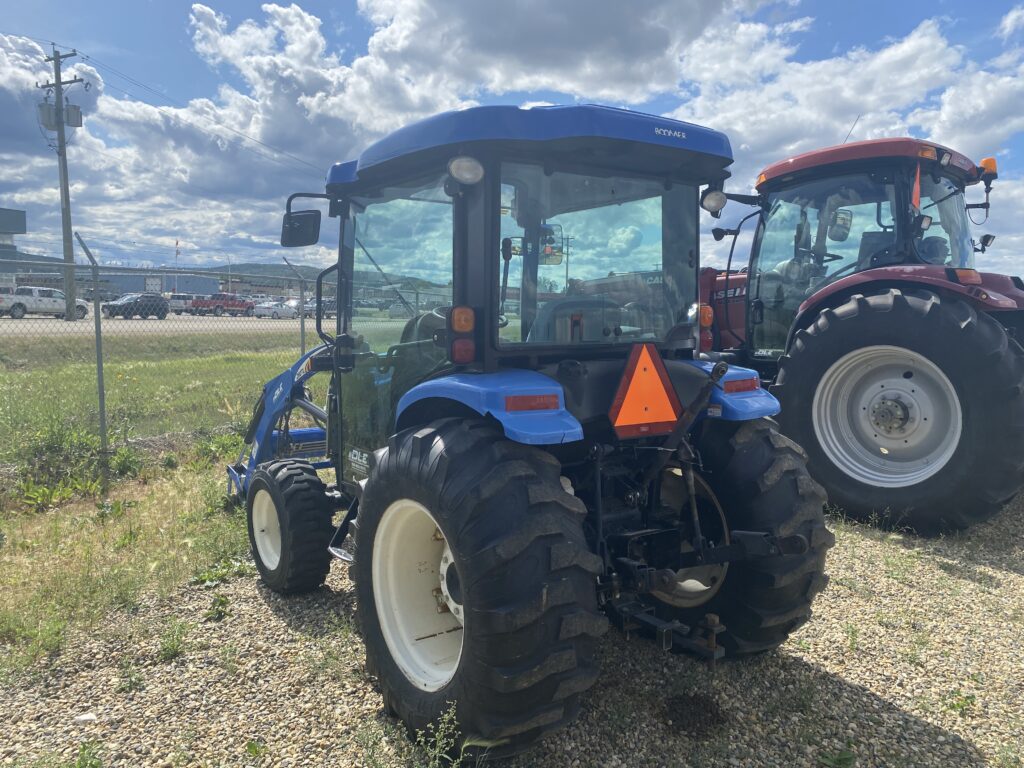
left=230, top=105, right=833, bottom=754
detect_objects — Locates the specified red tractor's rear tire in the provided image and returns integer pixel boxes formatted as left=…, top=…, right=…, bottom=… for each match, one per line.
left=774, top=288, right=1024, bottom=534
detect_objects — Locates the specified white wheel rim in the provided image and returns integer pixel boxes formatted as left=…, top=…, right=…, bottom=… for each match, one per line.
left=812, top=345, right=962, bottom=487
left=372, top=499, right=463, bottom=692
left=252, top=489, right=283, bottom=570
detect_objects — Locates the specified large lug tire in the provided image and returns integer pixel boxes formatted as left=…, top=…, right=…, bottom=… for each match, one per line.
left=246, top=460, right=334, bottom=593
left=9, top=304, right=25, bottom=319
left=355, top=419, right=606, bottom=755
left=651, top=418, right=833, bottom=655
left=774, top=289, right=1024, bottom=534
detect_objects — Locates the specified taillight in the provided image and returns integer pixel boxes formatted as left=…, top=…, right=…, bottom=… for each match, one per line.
left=699, top=329, right=714, bottom=353
left=505, top=394, right=559, bottom=411
left=723, top=377, right=760, bottom=393
left=447, top=305, right=478, bottom=365
left=450, top=338, right=476, bottom=364
left=699, top=304, right=714, bottom=328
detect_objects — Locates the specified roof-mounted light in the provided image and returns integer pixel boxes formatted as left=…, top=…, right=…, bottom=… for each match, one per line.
left=447, top=156, right=485, bottom=185
left=939, top=152, right=951, bottom=166
left=700, top=189, right=727, bottom=214
left=918, top=146, right=938, bottom=160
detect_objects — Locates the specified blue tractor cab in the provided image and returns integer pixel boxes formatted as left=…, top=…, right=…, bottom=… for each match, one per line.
left=232, top=104, right=832, bottom=756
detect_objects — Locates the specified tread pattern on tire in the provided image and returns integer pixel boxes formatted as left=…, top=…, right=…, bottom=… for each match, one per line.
left=250, top=460, right=333, bottom=593
left=694, top=418, right=834, bottom=654
left=774, top=288, right=1024, bottom=533
left=354, top=418, right=607, bottom=753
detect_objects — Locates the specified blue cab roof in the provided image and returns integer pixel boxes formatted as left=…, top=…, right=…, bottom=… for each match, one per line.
left=326, top=104, right=732, bottom=188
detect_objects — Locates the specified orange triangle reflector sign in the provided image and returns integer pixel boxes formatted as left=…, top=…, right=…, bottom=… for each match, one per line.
left=608, top=343, right=683, bottom=439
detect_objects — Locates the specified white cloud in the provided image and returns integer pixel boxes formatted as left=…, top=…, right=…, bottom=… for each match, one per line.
left=999, top=5, right=1024, bottom=39
left=1, top=3, right=1024, bottom=278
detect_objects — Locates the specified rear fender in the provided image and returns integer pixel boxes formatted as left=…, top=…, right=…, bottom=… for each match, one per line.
left=395, top=370, right=584, bottom=446
left=678, top=359, right=780, bottom=421
left=788, top=270, right=1019, bottom=351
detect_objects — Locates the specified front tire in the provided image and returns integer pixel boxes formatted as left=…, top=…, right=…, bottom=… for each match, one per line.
left=651, top=418, right=833, bottom=654
left=246, top=460, right=334, bottom=593
left=75, top=306, right=87, bottom=320
left=775, top=289, right=1024, bottom=533
left=355, top=419, right=606, bottom=754
left=9, top=304, right=25, bottom=319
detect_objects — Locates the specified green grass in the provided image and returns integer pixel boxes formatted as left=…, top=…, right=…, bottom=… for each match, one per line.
left=0, top=438, right=249, bottom=677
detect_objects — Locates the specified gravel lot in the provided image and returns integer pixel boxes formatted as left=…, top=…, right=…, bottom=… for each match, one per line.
left=2, top=501, right=1022, bottom=767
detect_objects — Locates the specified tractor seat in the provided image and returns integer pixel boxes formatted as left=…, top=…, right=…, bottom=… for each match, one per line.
left=400, top=310, right=447, bottom=344
left=857, top=230, right=897, bottom=270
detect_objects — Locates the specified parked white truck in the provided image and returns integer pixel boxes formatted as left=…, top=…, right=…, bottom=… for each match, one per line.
left=0, top=286, right=88, bottom=319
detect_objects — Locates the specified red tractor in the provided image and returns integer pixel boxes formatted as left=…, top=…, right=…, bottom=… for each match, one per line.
left=703, top=138, right=1024, bottom=533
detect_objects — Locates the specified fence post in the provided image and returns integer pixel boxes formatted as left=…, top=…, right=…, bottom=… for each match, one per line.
left=74, top=232, right=110, bottom=493
left=282, top=256, right=306, bottom=354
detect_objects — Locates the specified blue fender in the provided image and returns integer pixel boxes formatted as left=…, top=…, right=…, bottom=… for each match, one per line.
left=679, top=360, right=780, bottom=421
left=396, top=370, right=584, bottom=445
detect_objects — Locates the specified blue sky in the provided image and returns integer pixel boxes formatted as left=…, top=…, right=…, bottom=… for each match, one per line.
left=2, top=1, right=1024, bottom=273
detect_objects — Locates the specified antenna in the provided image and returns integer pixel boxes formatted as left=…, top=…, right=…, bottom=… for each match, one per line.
left=842, top=115, right=861, bottom=145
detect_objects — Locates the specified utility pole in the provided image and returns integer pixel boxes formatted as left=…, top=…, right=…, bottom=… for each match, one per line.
left=38, top=46, right=83, bottom=320
left=175, top=239, right=180, bottom=292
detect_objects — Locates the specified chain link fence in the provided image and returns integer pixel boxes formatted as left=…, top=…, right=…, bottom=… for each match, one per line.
left=0, top=238, right=455, bottom=500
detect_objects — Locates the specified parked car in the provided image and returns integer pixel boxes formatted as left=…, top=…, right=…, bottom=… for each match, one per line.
left=167, top=293, right=198, bottom=314
left=191, top=293, right=255, bottom=317
left=253, top=301, right=298, bottom=319
left=302, top=297, right=336, bottom=318
left=102, top=293, right=169, bottom=319
left=0, top=286, right=89, bottom=319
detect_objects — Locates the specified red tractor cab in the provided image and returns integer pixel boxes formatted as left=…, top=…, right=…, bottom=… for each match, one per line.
left=706, top=138, right=1024, bottom=533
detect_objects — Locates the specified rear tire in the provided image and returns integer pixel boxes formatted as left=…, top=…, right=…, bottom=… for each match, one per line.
left=214, top=306, right=224, bottom=317
left=774, top=289, right=1024, bottom=534
left=246, top=460, right=334, bottom=593
left=75, top=306, right=87, bottom=320
left=355, top=419, right=606, bottom=755
left=660, top=418, right=834, bottom=654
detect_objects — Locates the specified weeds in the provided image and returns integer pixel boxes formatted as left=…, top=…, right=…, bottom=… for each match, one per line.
left=203, top=594, right=231, bottom=623
left=217, top=644, right=240, bottom=674
left=157, top=620, right=190, bottom=662
left=245, top=739, right=268, bottom=758
left=116, top=659, right=144, bottom=693
left=74, top=741, right=103, bottom=768
left=192, top=556, right=255, bottom=587
left=843, top=623, right=860, bottom=651
left=943, top=688, right=977, bottom=717
left=110, top=446, right=143, bottom=478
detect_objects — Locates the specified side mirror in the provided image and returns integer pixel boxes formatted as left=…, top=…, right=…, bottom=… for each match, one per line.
left=828, top=209, right=852, bottom=242
left=281, top=209, right=321, bottom=247
left=914, top=213, right=933, bottom=234
left=976, top=233, right=996, bottom=253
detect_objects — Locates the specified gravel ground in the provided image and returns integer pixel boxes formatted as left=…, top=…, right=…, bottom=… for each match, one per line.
left=2, top=501, right=1022, bottom=768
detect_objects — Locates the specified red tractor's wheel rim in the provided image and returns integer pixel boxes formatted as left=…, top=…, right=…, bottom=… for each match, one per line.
left=812, top=345, right=962, bottom=488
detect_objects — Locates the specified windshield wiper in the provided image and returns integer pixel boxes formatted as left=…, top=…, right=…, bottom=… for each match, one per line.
left=922, top=189, right=959, bottom=211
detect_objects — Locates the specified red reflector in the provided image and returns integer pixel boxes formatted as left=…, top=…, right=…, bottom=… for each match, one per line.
left=450, top=338, right=476, bottom=364
left=723, top=377, right=760, bottom=393
left=505, top=394, right=560, bottom=411
left=699, top=329, right=714, bottom=353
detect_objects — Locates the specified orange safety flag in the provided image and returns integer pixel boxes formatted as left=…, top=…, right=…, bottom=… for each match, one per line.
left=608, top=343, right=683, bottom=439
left=912, top=162, right=921, bottom=210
